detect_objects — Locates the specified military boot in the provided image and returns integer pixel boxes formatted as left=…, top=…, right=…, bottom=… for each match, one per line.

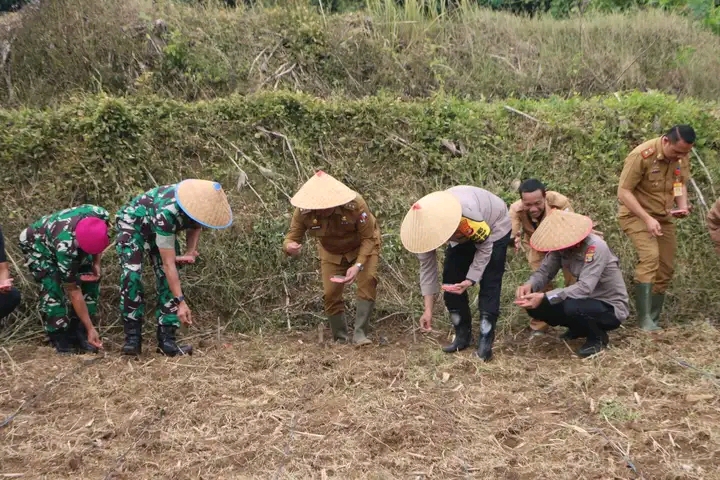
left=48, top=329, right=75, bottom=355
left=69, top=316, right=99, bottom=354
left=121, top=321, right=143, bottom=356
left=635, top=283, right=661, bottom=331
left=156, top=325, right=193, bottom=356
left=650, top=292, right=665, bottom=328
left=476, top=312, right=497, bottom=362
left=328, top=313, right=348, bottom=342
left=353, top=299, right=374, bottom=346
left=442, top=310, right=472, bottom=353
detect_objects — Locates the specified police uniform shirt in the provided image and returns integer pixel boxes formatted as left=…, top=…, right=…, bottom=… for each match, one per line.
left=527, top=233, right=630, bottom=321
left=417, top=186, right=512, bottom=296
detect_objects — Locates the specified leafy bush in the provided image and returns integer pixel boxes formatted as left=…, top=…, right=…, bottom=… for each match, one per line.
left=1, top=91, right=719, bottom=338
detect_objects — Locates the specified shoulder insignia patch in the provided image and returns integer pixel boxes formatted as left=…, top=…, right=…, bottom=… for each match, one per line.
left=585, top=245, right=596, bottom=263
left=641, top=147, right=656, bottom=159
left=359, top=211, right=368, bottom=224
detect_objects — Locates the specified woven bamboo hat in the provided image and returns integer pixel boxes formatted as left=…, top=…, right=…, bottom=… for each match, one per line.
left=400, top=191, right=463, bottom=254
left=290, top=170, right=357, bottom=210
left=175, top=179, right=233, bottom=229
left=529, top=210, right=593, bottom=252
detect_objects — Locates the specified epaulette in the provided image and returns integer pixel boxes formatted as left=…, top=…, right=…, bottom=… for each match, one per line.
left=344, top=201, right=357, bottom=211
left=640, top=146, right=656, bottom=159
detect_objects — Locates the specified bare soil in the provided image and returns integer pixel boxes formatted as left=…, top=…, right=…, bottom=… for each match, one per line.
left=1, top=318, right=719, bottom=479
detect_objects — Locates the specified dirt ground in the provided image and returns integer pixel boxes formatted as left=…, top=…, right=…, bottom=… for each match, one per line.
left=1, top=317, right=720, bottom=480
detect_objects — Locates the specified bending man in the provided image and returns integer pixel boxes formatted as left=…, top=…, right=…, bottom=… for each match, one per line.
left=20, top=205, right=110, bottom=354
left=283, top=171, right=381, bottom=346
left=400, top=186, right=512, bottom=361
left=117, top=179, right=233, bottom=357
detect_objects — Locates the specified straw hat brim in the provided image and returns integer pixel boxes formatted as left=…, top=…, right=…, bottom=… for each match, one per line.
left=529, top=210, right=594, bottom=252
left=290, top=171, right=358, bottom=210
left=400, top=191, right=463, bottom=254
left=175, top=179, right=233, bottom=229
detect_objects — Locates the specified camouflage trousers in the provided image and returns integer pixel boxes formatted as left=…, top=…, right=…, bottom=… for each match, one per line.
left=19, top=236, right=98, bottom=333
left=116, top=220, right=180, bottom=327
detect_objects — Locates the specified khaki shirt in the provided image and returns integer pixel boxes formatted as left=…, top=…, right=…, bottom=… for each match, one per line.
left=283, top=194, right=380, bottom=265
left=509, top=191, right=573, bottom=247
left=707, top=198, right=720, bottom=255
left=527, top=233, right=629, bottom=321
left=418, top=186, right=512, bottom=296
left=618, top=137, right=691, bottom=219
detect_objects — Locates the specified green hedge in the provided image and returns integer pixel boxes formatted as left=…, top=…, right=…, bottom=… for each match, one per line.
left=1, top=90, right=719, bottom=338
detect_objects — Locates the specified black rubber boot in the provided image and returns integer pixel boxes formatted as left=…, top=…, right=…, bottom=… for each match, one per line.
left=156, top=325, right=193, bottom=357
left=69, top=317, right=99, bottom=354
left=122, top=321, right=143, bottom=356
left=577, top=322, right=609, bottom=358
left=442, top=310, right=472, bottom=353
left=48, top=329, right=75, bottom=355
left=476, top=312, right=497, bottom=362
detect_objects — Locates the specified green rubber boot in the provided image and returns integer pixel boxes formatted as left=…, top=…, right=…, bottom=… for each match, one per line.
left=650, top=292, right=665, bottom=328
left=635, top=283, right=661, bottom=332
left=353, top=299, right=374, bottom=346
left=328, top=314, right=348, bottom=342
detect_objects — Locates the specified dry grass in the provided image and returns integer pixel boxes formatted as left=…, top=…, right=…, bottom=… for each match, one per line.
left=2, top=317, right=719, bottom=479
left=4, top=0, right=720, bottom=106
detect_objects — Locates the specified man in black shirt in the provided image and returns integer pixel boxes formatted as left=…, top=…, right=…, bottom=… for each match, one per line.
left=0, top=225, right=21, bottom=322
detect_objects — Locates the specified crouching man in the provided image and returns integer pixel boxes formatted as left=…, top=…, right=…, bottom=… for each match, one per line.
left=514, top=210, right=629, bottom=358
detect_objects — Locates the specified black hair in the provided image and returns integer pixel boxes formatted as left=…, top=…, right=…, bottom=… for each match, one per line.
left=665, top=124, right=696, bottom=145
left=518, top=178, right=546, bottom=196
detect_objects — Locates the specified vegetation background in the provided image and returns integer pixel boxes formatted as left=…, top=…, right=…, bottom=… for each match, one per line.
left=2, top=1, right=720, bottom=479
left=1, top=0, right=720, bottom=341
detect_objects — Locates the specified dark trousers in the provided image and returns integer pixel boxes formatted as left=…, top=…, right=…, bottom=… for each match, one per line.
left=443, top=231, right=511, bottom=320
left=527, top=297, right=621, bottom=339
left=0, top=288, right=21, bottom=322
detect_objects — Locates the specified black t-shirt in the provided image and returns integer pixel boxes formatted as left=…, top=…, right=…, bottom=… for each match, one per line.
left=0, top=225, right=6, bottom=263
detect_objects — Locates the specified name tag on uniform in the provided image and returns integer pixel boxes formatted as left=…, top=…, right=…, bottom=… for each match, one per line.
left=673, top=181, right=683, bottom=197
left=310, top=225, right=321, bottom=230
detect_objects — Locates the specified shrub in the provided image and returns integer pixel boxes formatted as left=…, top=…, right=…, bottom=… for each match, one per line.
left=1, top=91, right=719, bottom=338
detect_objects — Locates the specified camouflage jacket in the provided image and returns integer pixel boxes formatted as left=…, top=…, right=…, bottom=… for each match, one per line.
left=116, top=185, right=198, bottom=240
left=25, top=205, right=110, bottom=283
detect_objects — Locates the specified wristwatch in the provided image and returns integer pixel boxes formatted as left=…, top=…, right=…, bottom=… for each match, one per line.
left=355, top=263, right=364, bottom=271
left=173, top=295, right=185, bottom=305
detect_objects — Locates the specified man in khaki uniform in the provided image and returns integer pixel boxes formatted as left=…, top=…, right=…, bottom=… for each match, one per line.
left=283, top=171, right=381, bottom=345
left=617, top=125, right=694, bottom=331
left=509, top=178, right=576, bottom=335
left=515, top=211, right=629, bottom=358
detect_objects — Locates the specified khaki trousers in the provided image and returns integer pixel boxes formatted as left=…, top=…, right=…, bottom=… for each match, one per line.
left=321, top=253, right=379, bottom=316
left=619, top=215, right=676, bottom=293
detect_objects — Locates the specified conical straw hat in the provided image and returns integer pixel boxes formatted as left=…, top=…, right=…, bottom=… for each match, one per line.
left=290, top=170, right=357, bottom=209
left=175, top=179, right=233, bottom=229
left=529, top=210, right=593, bottom=252
left=400, top=191, right=463, bottom=254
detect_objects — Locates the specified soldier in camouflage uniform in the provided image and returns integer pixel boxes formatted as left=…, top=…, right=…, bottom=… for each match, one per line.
left=116, top=179, right=233, bottom=357
left=19, top=205, right=110, bottom=354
